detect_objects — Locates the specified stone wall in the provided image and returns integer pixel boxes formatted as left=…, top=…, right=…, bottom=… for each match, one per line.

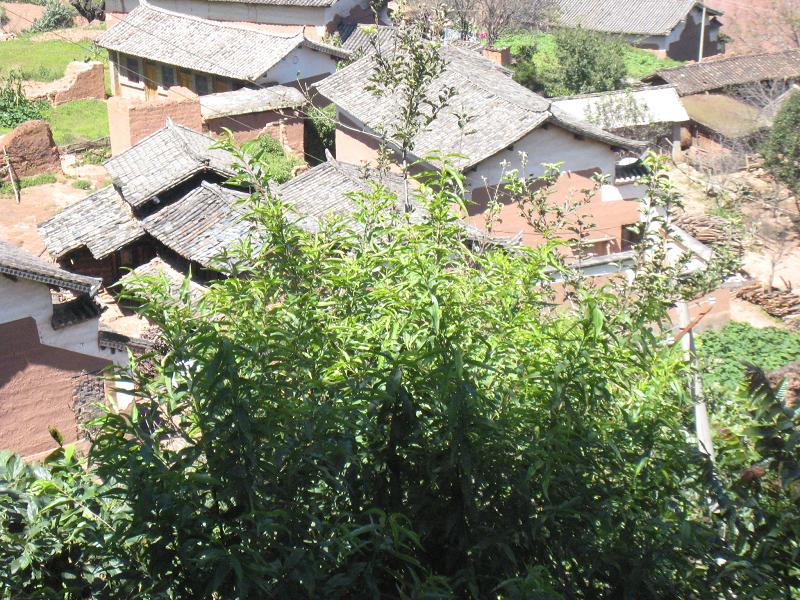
left=107, top=86, right=203, bottom=155
left=24, top=61, right=106, bottom=106
left=0, top=119, right=61, bottom=178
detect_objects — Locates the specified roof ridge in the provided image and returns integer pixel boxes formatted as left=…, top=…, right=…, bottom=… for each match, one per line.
left=656, top=47, right=800, bottom=73
left=129, top=3, right=303, bottom=40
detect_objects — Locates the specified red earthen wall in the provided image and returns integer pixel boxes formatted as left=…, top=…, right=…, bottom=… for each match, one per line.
left=0, top=318, right=110, bottom=458
left=205, top=110, right=305, bottom=156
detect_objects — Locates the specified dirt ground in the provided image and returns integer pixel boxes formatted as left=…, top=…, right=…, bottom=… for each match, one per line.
left=671, top=161, right=800, bottom=328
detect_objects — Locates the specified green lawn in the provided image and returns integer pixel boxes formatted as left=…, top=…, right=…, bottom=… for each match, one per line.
left=42, top=98, right=108, bottom=145
left=495, top=31, right=683, bottom=81
left=0, top=34, right=106, bottom=81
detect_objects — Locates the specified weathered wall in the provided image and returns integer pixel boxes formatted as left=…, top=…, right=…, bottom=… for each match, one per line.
left=107, top=87, right=202, bottom=154
left=630, top=6, right=722, bottom=61
left=0, top=275, right=121, bottom=362
left=468, top=170, right=641, bottom=251
left=334, top=110, right=382, bottom=165
left=24, top=61, right=106, bottom=105
left=0, top=120, right=61, bottom=178
left=0, top=317, right=110, bottom=459
left=205, top=110, right=305, bottom=155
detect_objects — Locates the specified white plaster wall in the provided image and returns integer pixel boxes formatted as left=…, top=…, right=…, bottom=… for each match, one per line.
left=464, top=125, right=618, bottom=192
left=0, top=277, right=123, bottom=365
left=142, top=0, right=327, bottom=25
left=259, top=46, right=338, bottom=85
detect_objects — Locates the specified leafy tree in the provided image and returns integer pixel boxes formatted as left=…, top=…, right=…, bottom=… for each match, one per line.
left=238, top=133, right=303, bottom=184
left=0, top=71, right=45, bottom=129
left=761, top=89, right=800, bottom=195
left=515, top=28, right=627, bottom=97
left=69, top=0, right=104, bottom=22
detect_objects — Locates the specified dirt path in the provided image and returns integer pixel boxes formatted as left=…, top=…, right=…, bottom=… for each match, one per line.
left=0, top=2, right=44, bottom=35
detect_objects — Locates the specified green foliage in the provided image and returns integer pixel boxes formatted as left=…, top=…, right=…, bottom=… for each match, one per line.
left=41, top=98, right=108, bottom=145
left=305, top=104, right=336, bottom=165
left=0, top=173, right=57, bottom=196
left=699, top=322, right=800, bottom=396
left=0, top=35, right=105, bottom=82
left=761, top=90, right=800, bottom=193
left=76, top=144, right=111, bottom=165
left=238, top=133, right=302, bottom=184
left=500, top=30, right=681, bottom=97
left=0, top=72, right=45, bottom=129
left=27, top=0, right=75, bottom=33
left=71, top=178, right=91, bottom=189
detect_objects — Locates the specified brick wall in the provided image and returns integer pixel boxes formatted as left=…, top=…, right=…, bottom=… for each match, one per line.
left=108, top=87, right=203, bottom=155
left=205, top=110, right=305, bottom=156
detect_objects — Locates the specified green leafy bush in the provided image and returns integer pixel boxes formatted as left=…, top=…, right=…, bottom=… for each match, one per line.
left=71, top=179, right=91, bottom=190
left=305, top=104, right=336, bottom=165
left=28, top=0, right=75, bottom=33
left=699, top=322, right=800, bottom=395
left=0, top=72, right=45, bottom=129
left=761, top=90, right=800, bottom=194
left=239, top=133, right=302, bottom=184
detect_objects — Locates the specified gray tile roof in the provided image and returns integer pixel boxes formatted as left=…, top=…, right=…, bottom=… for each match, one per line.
left=645, top=49, right=800, bottom=96
left=550, top=0, right=721, bottom=36
left=200, top=86, right=306, bottom=120
left=276, top=159, right=407, bottom=223
left=120, top=257, right=208, bottom=302
left=105, top=122, right=236, bottom=209
left=338, top=24, right=398, bottom=55
left=141, top=181, right=253, bottom=267
left=96, top=4, right=348, bottom=82
left=38, top=186, right=145, bottom=260
left=315, top=45, right=643, bottom=170
left=208, top=0, right=335, bottom=6
left=0, top=238, right=101, bottom=294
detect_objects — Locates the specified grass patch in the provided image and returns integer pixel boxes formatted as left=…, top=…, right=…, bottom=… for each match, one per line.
left=72, top=179, right=91, bottom=190
left=0, top=172, right=57, bottom=196
left=0, top=34, right=106, bottom=81
left=496, top=31, right=683, bottom=82
left=42, top=98, right=108, bottom=145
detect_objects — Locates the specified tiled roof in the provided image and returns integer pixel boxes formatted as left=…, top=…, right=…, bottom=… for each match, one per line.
left=209, top=0, right=335, bottom=6
left=96, top=4, right=347, bottom=82
left=200, top=86, right=306, bottom=120
left=552, top=85, right=690, bottom=127
left=0, top=238, right=101, bottom=294
left=276, top=159, right=407, bottom=224
left=315, top=45, right=643, bottom=170
left=141, top=181, right=252, bottom=267
left=646, top=49, right=800, bottom=95
left=120, top=257, right=208, bottom=302
left=550, top=0, right=721, bottom=36
left=338, top=24, right=397, bottom=55
left=681, top=94, right=765, bottom=138
left=105, top=122, right=235, bottom=209
left=38, top=186, right=145, bottom=260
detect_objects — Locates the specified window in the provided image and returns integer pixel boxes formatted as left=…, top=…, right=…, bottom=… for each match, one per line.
left=161, top=65, right=175, bottom=89
left=621, top=224, right=642, bottom=251
left=124, top=56, right=140, bottom=84
left=194, top=73, right=209, bottom=95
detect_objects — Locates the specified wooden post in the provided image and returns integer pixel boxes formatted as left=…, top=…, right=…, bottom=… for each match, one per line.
left=2, top=146, right=20, bottom=204
left=698, top=3, right=707, bottom=62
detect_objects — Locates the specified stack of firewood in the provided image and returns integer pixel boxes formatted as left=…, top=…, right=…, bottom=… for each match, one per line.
left=736, top=283, right=800, bottom=318
left=676, top=214, right=742, bottom=250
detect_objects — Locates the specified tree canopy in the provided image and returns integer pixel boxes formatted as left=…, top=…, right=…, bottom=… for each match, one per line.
left=761, top=89, right=800, bottom=195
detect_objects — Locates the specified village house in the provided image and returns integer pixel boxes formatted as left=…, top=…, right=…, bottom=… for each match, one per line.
left=39, top=123, right=252, bottom=285
left=548, top=0, right=724, bottom=61
left=315, top=45, right=648, bottom=253
left=645, top=49, right=800, bottom=152
left=97, top=3, right=350, bottom=102
left=551, top=85, right=690, bottom=154
left=0, top=240, right=122, bottom=459
left=105, top=0, right=387, bottom=38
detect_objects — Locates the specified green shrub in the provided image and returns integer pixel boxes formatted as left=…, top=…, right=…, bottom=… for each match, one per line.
left=0, top=72, right=45, bottom=129
left=699, top=321, right=800, bottom=395
left=72, top=179, right=91, bottom=190
left=28, top=0, right=75, bottom=33
left=761, top=90, right=800, bottom=194
left=305, top=104, right=336, bottom=165
left=239, top=133, right=302, bottom=184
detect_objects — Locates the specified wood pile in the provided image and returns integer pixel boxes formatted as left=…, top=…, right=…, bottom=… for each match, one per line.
left=736, top=283, right=800, bottom=318
left=677, top=214, right=741, bottom=249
